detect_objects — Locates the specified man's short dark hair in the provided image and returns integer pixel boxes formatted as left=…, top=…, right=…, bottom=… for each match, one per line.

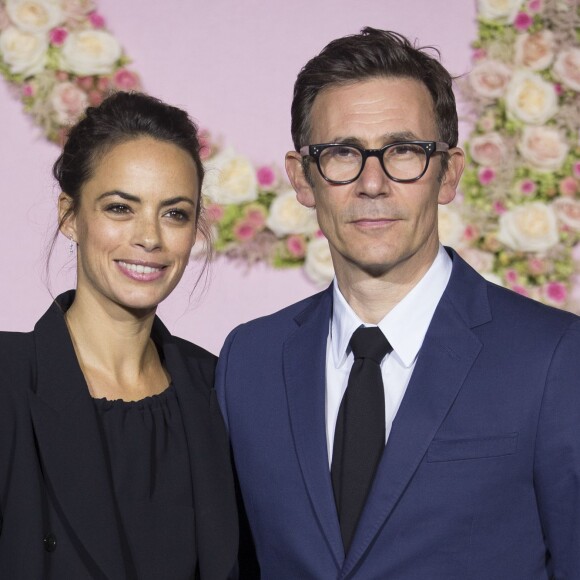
left=290, top=27, right=458, bottom=174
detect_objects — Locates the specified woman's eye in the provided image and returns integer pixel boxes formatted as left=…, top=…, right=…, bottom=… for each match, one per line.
left=105, top=203, right=131, bottom=214
left=165, top=209, right=190, bottom=222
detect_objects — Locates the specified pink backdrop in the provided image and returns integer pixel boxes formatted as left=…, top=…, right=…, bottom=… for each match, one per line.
left=0, top=0, right=477, bottom=353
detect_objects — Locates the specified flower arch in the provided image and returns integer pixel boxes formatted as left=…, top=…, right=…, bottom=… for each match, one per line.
left=1, top=0, right=579, bottom=310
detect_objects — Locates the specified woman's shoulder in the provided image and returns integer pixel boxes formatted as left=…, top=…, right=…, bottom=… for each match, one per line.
left=0, top=330, right=35, bottom=373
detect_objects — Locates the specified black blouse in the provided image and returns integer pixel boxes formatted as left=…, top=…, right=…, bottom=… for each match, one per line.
left=93, top=384, right=196, bottom=579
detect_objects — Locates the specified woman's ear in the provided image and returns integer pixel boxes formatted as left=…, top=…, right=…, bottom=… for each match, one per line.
left=58, top=192, right=77, bottom=240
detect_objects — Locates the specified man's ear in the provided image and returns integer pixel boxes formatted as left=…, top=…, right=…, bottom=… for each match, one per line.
left=285, top=151, right=316, bottom=208
left=58, top=192, right=77, bottom=239
left=438, top=147, right=465, bottom=206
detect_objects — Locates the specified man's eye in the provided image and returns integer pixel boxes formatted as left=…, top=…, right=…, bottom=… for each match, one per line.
left=330, top=146, right=358, bottom=158
left=391, top=144, right=420, bottom=156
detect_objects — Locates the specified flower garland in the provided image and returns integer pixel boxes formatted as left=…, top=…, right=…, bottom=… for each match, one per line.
left=448, top=0, right=580, bottom=312
left=1, top=0, right=579, bottom=300
left=0, top=0, right=140, bottom=144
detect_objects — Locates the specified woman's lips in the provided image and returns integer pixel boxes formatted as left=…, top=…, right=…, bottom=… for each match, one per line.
left=116, top=260, right=167, bottom=281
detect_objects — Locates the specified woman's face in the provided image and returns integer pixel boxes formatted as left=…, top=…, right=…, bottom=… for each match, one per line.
left=61, top=136, right=199, bottom=315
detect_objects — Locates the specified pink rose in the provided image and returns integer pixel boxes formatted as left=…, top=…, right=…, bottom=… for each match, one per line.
left=22, top=83, right=35, bottom=98
left=55, top=70, right=69, bottom=82
left=505, top=269, right=519, bottom=284
left=472, top=48, right=487, bottom=61
left=572, top=243, right=580, bottom=263
left=96, top=76, right=110, bottom=92
left=205, top=203, right=224, bottom=223
left=244, top=206, right=267, bottom=228
left=0, top=4, right=10, bottom=31
left=469, top=60, right=512, bottom=99
left=574, top=162, right=580, bottom=179
left=233, top=221, right=256, bottom=242
left=76, top=76, right=94, bottom=91
left=527, top=0, right=543, bottom=13
left=553, top=47, right=580, bottom=91
left=527, top=257, right=550, bottom=275
left=514, top=30, right=555, bottom=71
left=512, top=284, right=529, bottom=297
left=519, top=179, right=537, bottom=196
left=478, top=167, right=496, bottom=185
left=50, top=81, right=88, bottom=125
left=49, top=27, right=68, bottom=46
left=286, top=235, right=306, bottom=259
left=552, top=198, right=580, bottom=231
left=559, top=177, right=578, bottom=197
left=514, top=11, right=533, bottom=30
left=256, top=165, right=277, bottom=187
left=470, top=132, right=506, bottom=166
left=543, top=281, right=567, bottom=305
left=112, top=68, right=140, bottom=91
left=88, top=89, right=103, bottom=106
left=88, top=11, right=105, bottom=28
left=61, top=0, right=95, bottom=22
left=457, top=248, right=494, bottom=272
left=463, top=224, right=479, bottom=242
left=518, top=126, right=569, bottom=172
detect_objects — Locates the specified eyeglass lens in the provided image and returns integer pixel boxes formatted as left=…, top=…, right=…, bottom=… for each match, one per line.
left=318, top=144, right=429, bottom=182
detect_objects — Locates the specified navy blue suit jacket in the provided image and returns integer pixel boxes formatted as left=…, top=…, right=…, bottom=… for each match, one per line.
left=216, top=249, right=580, bottom=579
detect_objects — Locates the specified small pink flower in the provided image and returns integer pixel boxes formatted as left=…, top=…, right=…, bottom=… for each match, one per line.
left=88, top=89, right=103, bottom=107
left=559, top=176, right=578, bottom=197
left=88, top=11, right=105, bottom=28
left=256, top=165, right=276, bottom=187
left=233, top=221, right=256, bottom=242
left=514, top=12, right=533, bottom=31
left=113, top=69, right=140, bottom=91
left=286, top=235, right=306, bottom=258
left=572, top=243, right=580, bottom=263
left=492, top=200, right=506, bottom=214
left=22, top=83, right=35, bottom=98
left=56, top=71, right=69, bottom=82
left=314, top=229, right=325, bottom=238
left=478, top=167, right=496, bottom=185
left=197, top=129, right=213, bottom=160
left=554, top=83, right=564, bottom=96
left=96, top=76, right=110, bottom=92
left=472, top=48, right=487, bottom=62
left=512, top=284, right=529, bottom=297
left=505, top=269, right=518, bottom=284
left=49, top=27, right=68, bottom=46
left=463, top=224, right=479, bottom=242
left=520, top=179, right=537, bottom=196
left=527, top=0, right=543, bottom=13
left=205, top=203, right=224, bottom=223
left=244, top=207, right=266, bottom=228
left=573, top=162, right=580, bottom=179
left=77, top=76, right=94, bottom=91
left=543, top=281, right=567, bottom=304
left=527, top=257, right=547, bottom=275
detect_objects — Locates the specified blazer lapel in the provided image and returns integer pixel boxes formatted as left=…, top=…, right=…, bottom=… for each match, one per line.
left=29, top=292, right=126, bottom=579
left=341, top=252, right=492, bottom=578
left=283, top=287, right=345, bottom=567
left=157, top=321, right=238, bottom=580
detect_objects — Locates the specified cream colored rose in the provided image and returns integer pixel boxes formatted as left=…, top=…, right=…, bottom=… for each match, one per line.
left=50, top=81, right=88, bottom=125
left=469, top=60, right=512, bottom=98
left=505, top=71, right=558, bottom=125
left=518, top=126, right=569, bottom=172
left=498, top=202, right=559, bottom=252
left=0, top=25, right=47, bottom=76
left=553, top=47, right=580, bottom=92
left=202, top=148, right=258, bottom=205
left=477, top=0, right=524, bottom=22
left=6, top=0, right=64, bottom=33
left=304, top=236, right=334, bottom=286
left=438, top=204, right=465, bottom=248
left=470, top=132, right=506, bottom=166
left=514, top=30, right=555, bottom=71
left=552, top=198, right=580, bottom=232
left=265, top=190, right=318, bottom=237
left=458, top=247, right=495, bottom=273
left=60, top=30, right=121, bottom=75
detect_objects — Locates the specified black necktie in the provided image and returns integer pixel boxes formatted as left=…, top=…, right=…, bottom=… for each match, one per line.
left=331, top=326, right=392, bottom=553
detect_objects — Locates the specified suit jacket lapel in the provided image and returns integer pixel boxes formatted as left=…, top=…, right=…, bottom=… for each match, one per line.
left=341, top=252, right=492, bottom=578
left=154, top=321, right=238, bottom=580
left=283, top=287, right=345, bottom=567
left=29, top=292, right=126, bottom=579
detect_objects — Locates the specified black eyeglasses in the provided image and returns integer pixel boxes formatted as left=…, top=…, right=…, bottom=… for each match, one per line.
left=299, top=141, right=450, bottom=185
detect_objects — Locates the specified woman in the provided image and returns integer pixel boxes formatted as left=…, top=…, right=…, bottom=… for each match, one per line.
left=0, top=92, right=238, bottom=579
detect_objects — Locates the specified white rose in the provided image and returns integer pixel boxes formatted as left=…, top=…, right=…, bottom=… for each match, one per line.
left=552, top=198, right=580, bottom=232
left=0, top=25, right=47, bottom=76
left=6, top=0, right=64, bottom=33
left=469, top=60, right=512, bottom=99
left=438, top=204, right=465, bottom=248
left=505, top=71, right=558, bottom=125
left=50, top=81, right=88, bottom=125
left=514, top=30, right=555, bottom=71
left=477, top=0, right=524, bottom=22
left=498, top=202, right=559, bottom=252
left=265, top=190, right=318, bottom=237
left=60, top=29, right=121, bottom=75
left=304, top=236, right=334, bottom=286
left=202, top=148, right=258, bottom=205
left=458, top=248, right=495, bottom=273
left=518, top=125, right=569, bottom=172
left=552, top=47, right=580, bottom=92
left=469, top=132, right=507, bottom=166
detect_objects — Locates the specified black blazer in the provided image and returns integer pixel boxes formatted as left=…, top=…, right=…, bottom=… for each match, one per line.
left=0, top=292, right=238, bottom=579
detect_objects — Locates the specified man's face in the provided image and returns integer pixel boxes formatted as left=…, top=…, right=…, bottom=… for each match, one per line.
left=286, top=77, right=464, bottom=284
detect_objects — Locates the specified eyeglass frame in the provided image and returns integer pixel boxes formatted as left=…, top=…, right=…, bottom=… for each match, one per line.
left=299, top=140, right=450, bottom=185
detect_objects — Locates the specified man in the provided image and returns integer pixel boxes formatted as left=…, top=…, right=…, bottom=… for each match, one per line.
left=217, top=28, right=580, bottom=578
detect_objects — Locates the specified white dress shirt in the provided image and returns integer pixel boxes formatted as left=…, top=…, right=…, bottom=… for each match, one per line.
left=325, top=245, right=452, bottom=466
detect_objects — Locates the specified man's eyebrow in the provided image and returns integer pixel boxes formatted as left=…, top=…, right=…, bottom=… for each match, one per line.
left=329, top=131, right=421, bottom=147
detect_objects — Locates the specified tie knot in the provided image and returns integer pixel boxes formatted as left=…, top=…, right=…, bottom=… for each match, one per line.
left=349, top=326, right=392, bottom=364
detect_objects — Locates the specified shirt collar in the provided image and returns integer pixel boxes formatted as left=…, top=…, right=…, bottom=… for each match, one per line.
left=331, top=245, right=452, bottom=368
